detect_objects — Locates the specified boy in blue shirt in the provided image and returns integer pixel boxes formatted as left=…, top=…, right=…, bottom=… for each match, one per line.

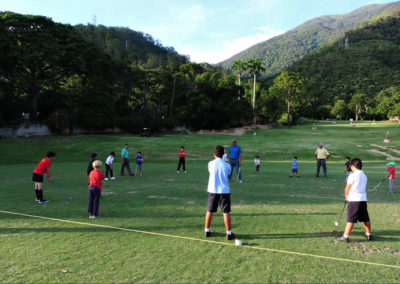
left=135, top=151, right=144, bottom=176
left=204, top=145, right=235, bottom=240
left=290, top=156, right=300, bottom=178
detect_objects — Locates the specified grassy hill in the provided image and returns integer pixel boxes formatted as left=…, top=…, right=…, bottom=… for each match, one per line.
left=219, top=1, right=400, bottom=78
left=290, top=16, right=400, bottom=107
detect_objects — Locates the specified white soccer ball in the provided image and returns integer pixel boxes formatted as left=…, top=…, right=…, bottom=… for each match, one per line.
left=334, top=222, right=339, bottom=226
left=235, top=239, right=243, bottom=246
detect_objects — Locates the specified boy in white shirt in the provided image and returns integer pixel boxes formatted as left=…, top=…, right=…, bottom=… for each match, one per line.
left=104, top=152, right=115, bottom=181
left=204, top=145, right=235, bottom=240
left=336, top=158, right=372, bottom=243
left=254, top=156, right=260, bottom=174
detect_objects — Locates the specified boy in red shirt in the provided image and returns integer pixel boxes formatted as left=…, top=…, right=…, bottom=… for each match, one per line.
left=177, top=146, right=187, bottom=174
left=88, top=160, right=105, bottom=218
left=386, top=162, right=396, bottom=194
left=32, top=151, right=56, bottom=204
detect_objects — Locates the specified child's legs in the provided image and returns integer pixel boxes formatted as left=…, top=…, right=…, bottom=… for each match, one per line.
left=205, top=211, right=213, bottom=228
left=88, top=189, right=94, bottom=214
left=34, top=182, right=43, bottom=190
left=105, top=164, right=110, bottom=178
left=220, top=194, right=231, bottom=231
left=256, top=165, right=260, bottom=172
left=93, top=188, right=101, bottom=215
left=364, top=222, right=371, bottom=234
left=389, top=179, right=395, bottom=193
left=223, top=213, right=231, bottom=231
left=110, top=168, right=114, bottom=177
left=344, top=222, right=354, bottom=236
left=182, top=158, right=186, bottom=171
left=177, top=158, right=183, bottom=171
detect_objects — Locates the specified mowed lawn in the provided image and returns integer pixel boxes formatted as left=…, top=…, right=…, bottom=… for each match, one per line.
left=0, top=120, right=400, bottom=283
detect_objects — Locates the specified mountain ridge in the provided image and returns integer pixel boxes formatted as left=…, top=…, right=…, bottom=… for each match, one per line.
left=219, top=1, right=400, bottom=77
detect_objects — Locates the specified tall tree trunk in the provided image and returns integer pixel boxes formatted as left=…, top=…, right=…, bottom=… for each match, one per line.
left=253, top=74, right=257, bottom=128
left=287, top=100, right=291, bottom=127
left=28, top=83, right=40, bottom=121
left=237, top=73, right=241, bottom=100
left=170, top=75, right=176, bottom=115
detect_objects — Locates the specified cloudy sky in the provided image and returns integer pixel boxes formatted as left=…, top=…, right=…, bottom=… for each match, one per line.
left=0, top=0, right=392, bottom=63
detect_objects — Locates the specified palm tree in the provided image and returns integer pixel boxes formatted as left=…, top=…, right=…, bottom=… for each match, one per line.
left=231, top=60, right=247, bottom=99
left=246, top=58, right=265, bottom=127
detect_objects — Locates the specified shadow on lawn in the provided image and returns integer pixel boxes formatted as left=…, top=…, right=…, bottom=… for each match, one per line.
left=234, top=212, right=337, bottom=217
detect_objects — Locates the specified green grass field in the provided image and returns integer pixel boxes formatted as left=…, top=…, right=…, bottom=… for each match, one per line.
left=1, top=120, right=400, bottom=283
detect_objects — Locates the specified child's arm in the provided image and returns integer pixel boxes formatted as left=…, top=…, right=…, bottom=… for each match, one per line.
left=385, top=173, right=391, bottom=179
left=46, top=169, right=53, bottom=182
left=344, top=183, right=351, bottom=201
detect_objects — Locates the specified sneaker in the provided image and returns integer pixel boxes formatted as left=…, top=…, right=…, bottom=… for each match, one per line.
left=105, top=178, right=109, bottom=181
left=92, top=214, right=101, bottom=219
left=226, top=233, right=236, bottom=240
left=289, top=176, right=293, bottom=178
left=89, top=215, right=95, bottom=219
left=38, top=199, right=49, bottom=204
left=365, top=234, right=373, bottom=241
left=205, top=231, right=211, bottom=238
left=184, top=171, right=187, bottom=174
left=110, top=177, right=116, bottom=180
left=35, top=198, right=40, bottom=202
left=239, top=180, right=243, bottom=184
left=176, top=171, right=180, bottom=174
left=139, top=173, right=143, bottom=176
left=336, top=235, right=350, bottom=243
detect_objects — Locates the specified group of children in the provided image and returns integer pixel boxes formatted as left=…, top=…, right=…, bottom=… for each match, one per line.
left=32, top=145, right=397, bottom=240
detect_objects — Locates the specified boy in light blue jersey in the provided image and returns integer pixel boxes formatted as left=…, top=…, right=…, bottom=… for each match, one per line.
left=290, top=156, right=300, bottom=178
left=204, top=145, right=235, bottom=240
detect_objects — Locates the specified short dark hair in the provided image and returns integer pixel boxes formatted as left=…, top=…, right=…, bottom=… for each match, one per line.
left=214, top=145, right=224, bottom=158
left=110, top=152, right=115, bottom=156
left=351, top=158, right=362, bottom=170
left=91, top=153, right=98, bottom=159
left=46, top=151, right=56, bottom=158
left=294, top=156, right=298, bottom=159
left=256, top=155, right=259, bottom=158
left=181, top=146, right=184, bottom=149
left=137, top=151, right=142, bottom=154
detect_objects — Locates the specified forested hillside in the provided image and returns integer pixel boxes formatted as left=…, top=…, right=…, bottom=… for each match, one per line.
left=75, top=25, right=188, bottom=68
left=0, top=12, right=250, bottom=133
left=289, top=16, right=400, bottom=119
left=219, top=1, right=400, bottom=78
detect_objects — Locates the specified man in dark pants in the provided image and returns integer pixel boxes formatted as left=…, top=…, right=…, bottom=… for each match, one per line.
left=121, top=144, right=133, bottom=176
left=315, top=143, right=330, bottom=178
left=228, top=140, right=242, bottom=183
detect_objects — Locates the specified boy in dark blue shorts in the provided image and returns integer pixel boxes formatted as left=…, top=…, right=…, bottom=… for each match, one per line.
left=135, top=151, right=144, bottom=176
left=290, top=156, right=299, bottom=178
left=204, top=145, right=235, bottom=240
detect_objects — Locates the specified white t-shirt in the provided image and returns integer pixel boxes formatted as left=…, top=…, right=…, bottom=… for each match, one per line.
left=222, top=153, right=228, bottom=162
left=254, top=158, right=260, bottom=166
left=207, top=158, right=231, bottom=194
left=105, top=155, right=114, bottom=165
left=347, top=170, right=368, bottom=202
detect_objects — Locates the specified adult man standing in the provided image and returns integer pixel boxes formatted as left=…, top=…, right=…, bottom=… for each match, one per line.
left=228, top=139, right=242, bottom=183
left=315, top=143, right=330, bottom=178
left=121, top=144, right=133, bottom=176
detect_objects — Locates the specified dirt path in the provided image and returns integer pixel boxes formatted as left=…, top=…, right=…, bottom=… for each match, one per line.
left=371, top=144, right=400, bottom=155
left=366, top=149, right=400, bottom=161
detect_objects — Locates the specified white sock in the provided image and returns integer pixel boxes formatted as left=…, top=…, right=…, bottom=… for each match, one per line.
left=227, top=230, right=232, bottom=235
left=343, top=234, right=349, bottom=238
left=205, top=228, right=210, bottom=233
left=366, top=233, right=372, bottom=236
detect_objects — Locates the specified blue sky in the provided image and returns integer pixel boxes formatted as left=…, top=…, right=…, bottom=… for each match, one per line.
left=0, top=0, right=393, bottom=63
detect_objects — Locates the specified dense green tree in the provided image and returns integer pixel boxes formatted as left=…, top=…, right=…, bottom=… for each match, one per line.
left=331, top=100, right=349, bottom=119
left=270, top=71, right=307, bottom=126
left=376, top=86, right=400, bottom=120
left=350, top=93, right=367, bottom=121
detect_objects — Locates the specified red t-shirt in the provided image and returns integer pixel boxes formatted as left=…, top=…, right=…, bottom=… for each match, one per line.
left=89, top=170, right=105, bottom=189
left=179, top=150, right=186, bottom=158
left=33, top=158, right=51, bottom=175
left=388, top=167, right=396, bottom=180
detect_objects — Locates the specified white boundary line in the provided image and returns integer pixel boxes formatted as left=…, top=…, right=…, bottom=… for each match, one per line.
left=1, top=210, right=400, bottom=270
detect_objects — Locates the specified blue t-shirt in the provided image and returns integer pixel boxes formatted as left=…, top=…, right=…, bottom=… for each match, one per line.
left=136, top=155, right=143, bottom=165
left=292, top=160, right=298, bottom=169
left=229, top=145, right=242, bottom=159
left=121, top=148, right=129, bottom=158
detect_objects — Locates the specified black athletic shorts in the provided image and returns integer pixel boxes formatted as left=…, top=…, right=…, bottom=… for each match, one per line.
left=347, top=201, right=370, bottom=223
left=207, top=193, right=231, bottom=213
left=292, top=169, right=298, bottom=173
left=32, top=173, right=43, bottom=182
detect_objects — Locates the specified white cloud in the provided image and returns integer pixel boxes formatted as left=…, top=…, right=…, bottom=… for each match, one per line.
left=179, top=27, right=286, bottom=64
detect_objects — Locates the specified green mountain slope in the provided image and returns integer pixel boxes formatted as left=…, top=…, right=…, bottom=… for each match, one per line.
left=290, top=16, right=400, bottom=108
left=74, top=24, right=188, bottom=68
left=219, top=1, right=400, bottom=78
